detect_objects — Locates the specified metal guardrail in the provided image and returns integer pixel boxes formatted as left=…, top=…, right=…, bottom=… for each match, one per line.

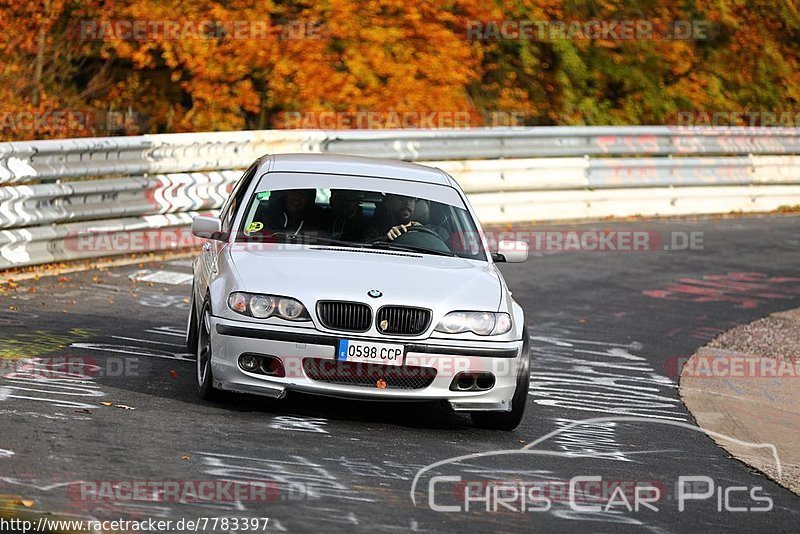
left=0, top=131, right=324, bottom=184
left=324, top=127, right=800, bottom=160
left=0, top=171, right=238, bottom=229
left=1, top=127, right=799, bottom=269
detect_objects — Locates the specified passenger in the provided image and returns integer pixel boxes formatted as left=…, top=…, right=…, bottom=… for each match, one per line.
left=263, top=189, right=325, bottom=236
left=323, top=189, right=366, bottom=241
left=366, top=193, right=422, bottom=241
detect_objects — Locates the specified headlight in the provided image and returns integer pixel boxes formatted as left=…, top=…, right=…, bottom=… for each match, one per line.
left=277, top=297, right=306, bottom=320
left=435, top=311, right=512, bottom=336
left=228, top=292, right=310, bottom=321
left=249, top=295, right=276, bottom=318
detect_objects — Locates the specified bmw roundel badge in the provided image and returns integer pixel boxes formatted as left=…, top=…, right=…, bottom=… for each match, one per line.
left=367, top=289, right=383, bottom=298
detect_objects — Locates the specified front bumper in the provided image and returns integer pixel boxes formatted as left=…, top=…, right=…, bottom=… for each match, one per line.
left=210, top=316, right=525, bottom=412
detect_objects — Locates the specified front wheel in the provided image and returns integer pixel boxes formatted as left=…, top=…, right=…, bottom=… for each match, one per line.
left=196, top=300, right=220, bottom=401
left=471, top=326, right=531, bottom=430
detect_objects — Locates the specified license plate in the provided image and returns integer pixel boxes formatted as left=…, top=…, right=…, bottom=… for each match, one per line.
left=337, top=339, right=404, bottom=366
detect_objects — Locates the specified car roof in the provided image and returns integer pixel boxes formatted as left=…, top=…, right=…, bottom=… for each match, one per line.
left=261, top=153, right=452, bottom=185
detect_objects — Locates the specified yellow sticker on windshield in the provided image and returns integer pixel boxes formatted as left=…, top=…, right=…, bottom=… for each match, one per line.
left=246, top=221, right=264, bottom=233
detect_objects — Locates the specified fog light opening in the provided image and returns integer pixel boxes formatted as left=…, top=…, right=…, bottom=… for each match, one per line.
left=239, top=354, right=261, bottom=372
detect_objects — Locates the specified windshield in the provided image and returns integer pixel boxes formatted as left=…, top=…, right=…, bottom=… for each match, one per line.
left=236, top=185, right=487, bottom=261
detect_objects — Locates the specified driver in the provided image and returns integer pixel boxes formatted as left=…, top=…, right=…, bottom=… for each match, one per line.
left=367, top=193, right=422, bottom=241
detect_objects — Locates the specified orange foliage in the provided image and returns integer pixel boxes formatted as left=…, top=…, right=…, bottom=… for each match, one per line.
left=0, top=0, right=797, bottom=139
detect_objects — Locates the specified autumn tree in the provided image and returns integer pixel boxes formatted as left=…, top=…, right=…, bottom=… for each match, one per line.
left=0, top=0, right=798, bottom=139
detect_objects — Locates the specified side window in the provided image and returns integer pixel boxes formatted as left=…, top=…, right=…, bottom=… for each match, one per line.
left=220, top=164, right=258, bottom=235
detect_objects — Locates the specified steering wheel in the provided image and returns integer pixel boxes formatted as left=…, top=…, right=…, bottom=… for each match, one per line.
left=403, top=226, right=443, bottom=239
left=389, top=225, right=453, bottom=254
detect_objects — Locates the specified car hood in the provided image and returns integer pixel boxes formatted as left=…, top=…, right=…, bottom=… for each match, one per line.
left=227, top=246, right=502, bottom=312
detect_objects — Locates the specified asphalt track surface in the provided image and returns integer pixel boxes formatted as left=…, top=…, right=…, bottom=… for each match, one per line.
left=0, top=215, right=799, bottom=533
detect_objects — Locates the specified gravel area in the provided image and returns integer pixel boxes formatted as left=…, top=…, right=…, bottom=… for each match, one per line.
left=682, top=307, right=800, bottom=497
left=707, top=310, right=800, bottom=363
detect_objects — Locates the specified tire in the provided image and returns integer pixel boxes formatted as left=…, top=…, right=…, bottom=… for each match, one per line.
left=471, top=326, right=531, bottom=430
left=185, top=285, right=199, bottom=353
left=196, top=300, right=220, bottom=401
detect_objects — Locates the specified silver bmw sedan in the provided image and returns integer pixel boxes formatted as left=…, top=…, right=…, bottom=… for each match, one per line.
left=186, top=154, right=530, bottom=429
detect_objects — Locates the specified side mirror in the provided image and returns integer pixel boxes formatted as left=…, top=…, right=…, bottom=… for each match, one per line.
left=492, top=240, right=528, bottom=263
left=192, top=215, right=224, bottom=240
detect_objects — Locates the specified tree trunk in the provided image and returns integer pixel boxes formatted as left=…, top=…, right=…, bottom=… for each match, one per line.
left=32, top=0, right=51, bottom=106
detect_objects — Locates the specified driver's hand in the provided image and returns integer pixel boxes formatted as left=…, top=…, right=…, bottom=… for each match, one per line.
left=386, top=221, right=420, bottom=240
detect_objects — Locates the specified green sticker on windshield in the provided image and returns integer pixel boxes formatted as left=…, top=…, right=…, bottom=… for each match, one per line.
left=256, top=191, right=271, bottom=200
left=246, top=221, right=264, bottom=232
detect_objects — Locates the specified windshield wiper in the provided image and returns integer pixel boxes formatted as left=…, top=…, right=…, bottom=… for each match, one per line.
left=368, top=241, right=456, bottom=257
left=301, top=235, right=369, bottom=248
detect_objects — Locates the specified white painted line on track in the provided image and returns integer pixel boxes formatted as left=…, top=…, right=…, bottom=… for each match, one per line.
left=129, top=269, right=193, bottom=285
left=110, top=335, right=185, bottom=348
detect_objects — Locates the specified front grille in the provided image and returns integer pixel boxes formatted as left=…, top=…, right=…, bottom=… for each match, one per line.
left=376, top=306, right=431, bottom=335
left=302, top=358, right=437, bottom=390
left=317, top=301, right=372, bottom=332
